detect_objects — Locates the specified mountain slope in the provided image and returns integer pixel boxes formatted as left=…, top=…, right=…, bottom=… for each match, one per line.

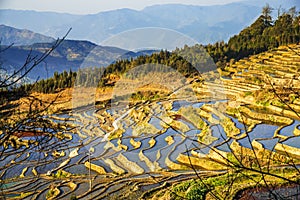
left=0, top=24, right=54, bottom=45
left=0, top=39, right=129, bottom=80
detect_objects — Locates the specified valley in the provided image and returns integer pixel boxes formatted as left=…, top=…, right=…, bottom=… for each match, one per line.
left=1, top=44, right=300, bottom=199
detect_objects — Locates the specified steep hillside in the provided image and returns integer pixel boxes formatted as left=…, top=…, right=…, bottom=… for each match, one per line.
left=181, top=10, right=300, bottom=67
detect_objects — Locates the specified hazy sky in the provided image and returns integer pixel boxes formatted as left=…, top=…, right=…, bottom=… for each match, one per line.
left=0, top=0, right=245, bottom=14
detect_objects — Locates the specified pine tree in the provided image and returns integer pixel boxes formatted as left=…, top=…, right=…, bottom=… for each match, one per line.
left=262, top=3, right=273, bottom=26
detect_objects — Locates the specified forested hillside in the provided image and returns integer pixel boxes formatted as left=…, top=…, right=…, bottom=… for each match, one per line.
left=206, top=5, right=300, bottom=64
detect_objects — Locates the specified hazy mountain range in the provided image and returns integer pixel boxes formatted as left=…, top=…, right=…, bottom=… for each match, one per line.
left=0, top=3, right=264, bottom=45
left=1, top=1, right=295, bottom=45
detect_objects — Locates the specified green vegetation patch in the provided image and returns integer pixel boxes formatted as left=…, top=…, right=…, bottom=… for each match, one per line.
left=168, top=168, right=300, bottom=200
left=132, top=122, right=159, bottom=136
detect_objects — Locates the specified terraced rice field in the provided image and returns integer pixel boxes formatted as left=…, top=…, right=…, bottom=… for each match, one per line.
left=1, top=44, right=300, bottom=199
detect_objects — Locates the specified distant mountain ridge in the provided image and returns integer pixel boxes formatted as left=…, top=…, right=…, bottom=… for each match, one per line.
left=0, top=39, right=107, bottom=80
left=0, top=3, right=263, bottom=45
left=0, top=32, right=158, bottom=80
left=0, top=24, right=54, bottom=45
